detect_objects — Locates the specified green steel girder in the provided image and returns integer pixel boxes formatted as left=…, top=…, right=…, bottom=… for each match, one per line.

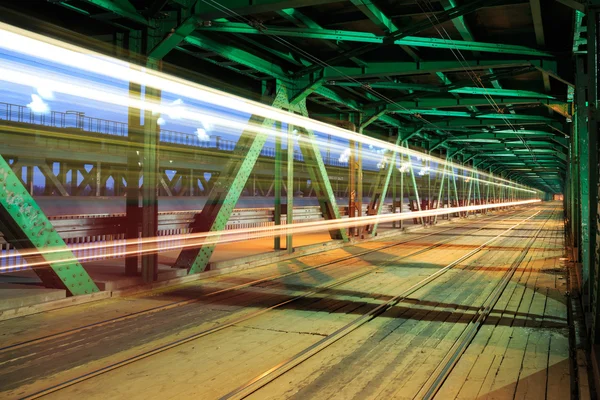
left=149, top=16, right=197, bottom=60
left=278, top=8, right=321, bottom=29
left=445, top=132, right=568, bottom=147
left=184, top=34, right=290, bottom=81
left=0, top=156, right=99, bottom=295
left=174, top=83, right=347, bottom=273
left=276, top=8, right=367, bottom=67
left=194, top=0, right=340, bottom=20
left=79, top=0, right=149, bottom=25
left=326, top=81, right=554, bottom=99
left=395, top=109, right=555, bottom=121
left=174, top=85, right=291, bottom=273
left=365, top=135, right=402, bottom=236
left=386, top=97, right=563, bottom=111
left=296, top=100, right=349, bottom=242
left=196, top=22, right=553, bottom=57
left=348, top=0, right=420, bottom=60
left=440, top=0, right=476, bottom=42
left=322, top=60, right=557, bottom=81
left=295, top=0, right=508, bottom=77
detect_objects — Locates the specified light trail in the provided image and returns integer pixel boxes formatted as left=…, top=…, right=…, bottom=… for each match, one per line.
left=0, top=59, right=536, bottom=193
left=0, top=199, right=541, bottom=272
left=0, top=22, right=540, bottom=194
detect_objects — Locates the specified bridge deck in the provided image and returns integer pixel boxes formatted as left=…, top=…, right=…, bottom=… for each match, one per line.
left=0, top=203, right=570, bottom=399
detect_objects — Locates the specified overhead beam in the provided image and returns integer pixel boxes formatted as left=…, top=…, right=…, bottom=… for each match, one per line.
left=385, top=97, right=563, bottom=111
left=295, top=0, right=508, bottom=76
left=81, top=0, right=149, bottom=25
left=393, top=109, right=556, bottom=120
left=184, top=34, right=290, bottom=81
left=322, top=60, right=557, bottom=80
left=326, top=81, right=554, bottom=99
left=195, top=23, right=554, bottom=57
left=194, top=0, right=340, bottom=19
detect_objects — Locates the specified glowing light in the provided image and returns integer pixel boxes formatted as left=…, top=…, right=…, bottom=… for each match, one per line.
left=339, top=148, right=351, bottom=163
left=196, top=128, right=209, bottom=141
left=0, top=199, right=542, bottom=271
left=27, top=94, right=49, bottom=113
left=157, top=117, right=166, bottom=126
left=0, top=23, right=541, bottom=196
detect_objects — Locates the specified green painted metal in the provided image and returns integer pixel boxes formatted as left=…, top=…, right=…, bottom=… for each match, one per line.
left=184, top=35, right=289, bottom=81
left=194, top=0, right=341, bottom=20
left=365, top=135, right=402, bottom=236
left=296, top=100, right=349, bottom=242
left=196, top=22, right=553, bottom=57
left=80, top=0, right=148, bottom=25
left=392, top=109, right=558, bottom=118
left=327, top=81, right=554, bottom=99
left=0, top=156, right=99, bottom=295
left=322, top=60, right=557, bottom=80
left=149, top=17, right=197, bottom=59
left=175, top=85, right=290, bottom=273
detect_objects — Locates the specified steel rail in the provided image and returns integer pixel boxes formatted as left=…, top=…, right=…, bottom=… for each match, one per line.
left=15, top=209, right=533, bottom=399
left=416, top=206, right=557, bottom=400
left=219, top=207, right=545, bottom=400
left=1, top=210, right=518, bottom=354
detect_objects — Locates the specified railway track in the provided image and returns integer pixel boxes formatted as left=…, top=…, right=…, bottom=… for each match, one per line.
left=219, top=206, right=552, bottom=399
left=3, top=207, right=541, bottom=399
left=0, top=209, right=520, bottom=355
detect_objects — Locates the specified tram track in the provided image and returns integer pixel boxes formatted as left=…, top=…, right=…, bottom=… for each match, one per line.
left=9, top=207, right=541, bottom=399
left=219, top=206, right=552, bottom=400
left=0, top=209, right=523, bottom=355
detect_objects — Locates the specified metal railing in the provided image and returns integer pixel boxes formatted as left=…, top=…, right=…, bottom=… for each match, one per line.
left=0, top=102, right=348, bottom=167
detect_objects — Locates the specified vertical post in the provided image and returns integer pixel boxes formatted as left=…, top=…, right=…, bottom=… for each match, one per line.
left=125, top=80, right=141, bottom=276
left=287, top=123, right=294, bottom=254
left=349, top=135, right=356, bottom=237
left=140, top=71, right=161, bottom=283
left=274, top=120, right=282, bottom=250
left=95, top=161, right=102, bottom=197
left=357, top=120, right=363, bottom=238
left=27, top=165, right=34, bottom=195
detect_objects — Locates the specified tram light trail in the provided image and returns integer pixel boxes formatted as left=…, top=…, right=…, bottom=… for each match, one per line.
left=0, top=22, right=540, bottom=194
left=0, top=199, right=540, bottom=272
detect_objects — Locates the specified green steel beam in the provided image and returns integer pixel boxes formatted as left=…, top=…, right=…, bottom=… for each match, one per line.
left=296, top=100, right=349, bottom=242
left=81, top=0, right=149, bottom=25
left=194, top=0, right=340, bottom=20
left=326, top=81, right=554, bottom=99
left=295, top=0, right=509, bottom=77
left=322, top=60, right=557, bottom=80
left=365, top=135, right=402, bottom=236
left=348, top=0, right=420, bottom=60
left=276, top=8, right=367, bottom=67
left=174, top=85, right=291, bottom=274
left=440, top=0, right=476, bottom=42
left=196, top=23, right=554, bottom=57
left=0, top=156, right=99, bottom=295
left=184, top=34, right=290, bottom=81
left=386, top=97, right=563, bottom=111
left=394, top=109, right=555, bottom=121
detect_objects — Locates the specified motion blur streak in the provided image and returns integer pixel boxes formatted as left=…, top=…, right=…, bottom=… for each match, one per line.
left=0, top=199, right=540, bottom=272
left=0, top=22, right=535, bottom=191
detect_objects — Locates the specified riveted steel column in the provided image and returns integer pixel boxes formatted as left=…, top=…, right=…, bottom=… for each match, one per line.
left=175, top=83, right=290, bottom=274
left=365, top=135, right=401, bottom=236
left=295, top=101, right=348, bottom=242
left=0, top=156, right=99, bottom=295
